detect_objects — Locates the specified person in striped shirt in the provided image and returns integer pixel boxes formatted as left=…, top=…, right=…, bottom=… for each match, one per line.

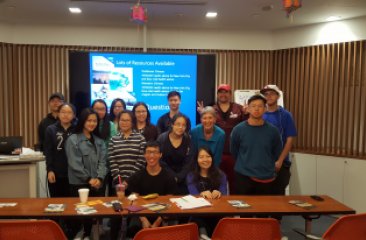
left=108, top=110, right=146, bottom=240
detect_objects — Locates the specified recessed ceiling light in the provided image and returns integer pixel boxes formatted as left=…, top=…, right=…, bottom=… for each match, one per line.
left=326, top=16, right=341, bottom=22
left=69, top=7, right=82, bottom=14
left=206, top=12, right=217, bottom=18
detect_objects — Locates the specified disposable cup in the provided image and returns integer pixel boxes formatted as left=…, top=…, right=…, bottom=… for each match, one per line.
left=78, top=188, right=89, bottom=203
left=115, top=184, right=126, bottom=200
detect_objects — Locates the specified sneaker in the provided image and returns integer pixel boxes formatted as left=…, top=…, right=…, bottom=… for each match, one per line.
left=83, top=237, right=90, bottom=240
left=73, top=230, right=84, bottom=240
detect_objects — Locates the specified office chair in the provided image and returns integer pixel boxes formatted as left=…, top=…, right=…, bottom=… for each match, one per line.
left=0, top=219, right=67, bottom=240
left=133, top=222, right=199, bottom=240
left=294, top=213, right=366, bottom=240
left=211, top=217, right=282, bottom=240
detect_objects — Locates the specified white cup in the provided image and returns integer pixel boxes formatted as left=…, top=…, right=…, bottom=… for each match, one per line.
left=78, top=188, right=90, bottom=203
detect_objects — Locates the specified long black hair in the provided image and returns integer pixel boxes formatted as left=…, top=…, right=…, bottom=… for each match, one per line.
left=109, top=98, right=126, bottom=122
left=74, top=108, right=100, bottom=137
left=191, top=146, right=222, bottom=191
left=91, top=99, right=110, bottom=140
left=132, top=102, right=152, bottom=126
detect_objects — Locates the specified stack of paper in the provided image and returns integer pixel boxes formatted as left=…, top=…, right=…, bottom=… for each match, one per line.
left=44, top=204, right=65, bottom=213
left=170, top=195, right=212, bottom=210
left=75, top=205, right=97, bottom=215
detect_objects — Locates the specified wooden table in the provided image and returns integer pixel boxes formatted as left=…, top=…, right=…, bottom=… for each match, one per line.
left=0, top=195, right=355, bottom=234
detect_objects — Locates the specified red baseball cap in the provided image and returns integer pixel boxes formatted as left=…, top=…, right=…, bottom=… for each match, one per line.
left=217, top=84, right=231, bottom=92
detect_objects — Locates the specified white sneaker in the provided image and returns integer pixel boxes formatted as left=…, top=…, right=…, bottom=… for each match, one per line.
left=73, top=229, right=84, bottom=240
left=83, top=237, right=90, bottom=240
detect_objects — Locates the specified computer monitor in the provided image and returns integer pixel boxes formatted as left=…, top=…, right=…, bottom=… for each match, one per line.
left=0, top=136, right=22, bottom=155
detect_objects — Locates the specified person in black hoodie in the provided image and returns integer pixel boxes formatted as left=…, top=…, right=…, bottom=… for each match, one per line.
left=44, top=102, right=76, bottom=197
left=38, top=92, right=64, bottom=151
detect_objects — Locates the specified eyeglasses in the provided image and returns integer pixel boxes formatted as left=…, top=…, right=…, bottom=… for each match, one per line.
left=59, top=111, right=73, bottom=115
left=135, top=110, right=147, bottom=114
left=119, top=119, right=131, bottom=123
left=93, top=107, right=106, bottom=112
left=173, top=124, right=186, bottom=129
left=145, top=150, right=160, bottom=155
left=114, top=105, right=124, bottom=109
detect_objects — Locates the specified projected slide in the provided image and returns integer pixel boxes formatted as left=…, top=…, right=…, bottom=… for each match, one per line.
left=90, top=53, right=197, bottom=126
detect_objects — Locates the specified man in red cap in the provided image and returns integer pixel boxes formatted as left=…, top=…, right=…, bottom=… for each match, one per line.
left=197, top=83, right=248, bottom=193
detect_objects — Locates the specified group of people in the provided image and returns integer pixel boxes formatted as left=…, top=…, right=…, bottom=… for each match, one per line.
left=38, top=84, right=297, bottom=239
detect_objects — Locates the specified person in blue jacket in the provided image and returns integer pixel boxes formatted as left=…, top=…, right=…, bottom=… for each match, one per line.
left=191, top=106, right=225, bottom=167
left=65, top=108, right=107, bottom=239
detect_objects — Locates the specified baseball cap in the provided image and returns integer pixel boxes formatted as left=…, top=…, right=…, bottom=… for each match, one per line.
left=247, top=93, right=267, bottom=105
left=260, top=85, right=281, bottom=95
left=49, top=92, right=65, bottom=101
left=217, top=84, right=231, bottom=92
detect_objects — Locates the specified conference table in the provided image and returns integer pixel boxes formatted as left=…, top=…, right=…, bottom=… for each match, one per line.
left=0, top=195, right=355, bottom=234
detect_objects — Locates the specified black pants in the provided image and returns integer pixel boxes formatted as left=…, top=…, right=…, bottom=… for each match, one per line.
left=272, top=166, right=291, bottom=195
left=234, top=172, right=274, bottom=195
left=69, top=184, right=105, bottom=238
left=48, top=176, right=70, bottom=197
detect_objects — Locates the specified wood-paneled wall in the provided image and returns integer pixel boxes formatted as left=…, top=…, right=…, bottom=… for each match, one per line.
left=0, top=42, right=365, bottom=159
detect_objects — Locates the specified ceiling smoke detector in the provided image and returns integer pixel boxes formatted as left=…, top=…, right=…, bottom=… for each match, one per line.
left=262, top=5, right=274, bottom=11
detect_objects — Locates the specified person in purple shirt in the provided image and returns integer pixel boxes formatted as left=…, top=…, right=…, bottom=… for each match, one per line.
left=186, top=146, right=227, bottom=238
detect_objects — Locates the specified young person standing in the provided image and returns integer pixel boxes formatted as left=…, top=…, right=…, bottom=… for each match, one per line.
left=260, top=85, right=297, bottom=195
left=38, top=92, right=64, bottom=151
left=230, top=94, right=282, bottom=195
left=44, top=103, right=76, bottom=198
left=157, top=90, right=191, bottom=134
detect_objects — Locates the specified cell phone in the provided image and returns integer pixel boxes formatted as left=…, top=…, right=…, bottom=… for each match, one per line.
left=310, top=195, right=324, bottom=201
left=112, top=202, right=123, bottom=212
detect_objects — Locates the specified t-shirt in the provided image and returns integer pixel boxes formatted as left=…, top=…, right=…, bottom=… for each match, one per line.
left=127, top=168, right=178, bottom=195
left=214, top=102, right=248, bottom=153
left=158, top=132, right=191, bottom=180
left=263, top=107, right=297, bottom=166
left=230, top=121, right=282, bottom=180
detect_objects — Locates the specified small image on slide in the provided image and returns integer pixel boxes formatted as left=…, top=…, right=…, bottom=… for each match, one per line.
left=109, top=67, right=133, bottom=92
left=91, top=84, right=110, bottom=100
left=92, top=71, right=110, bottom=84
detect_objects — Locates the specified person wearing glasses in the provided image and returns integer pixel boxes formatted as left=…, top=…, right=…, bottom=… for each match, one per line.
left=157, top=113, right=192, bottom=194
left=109, top=98, right=126, bottom=132
left=44, top=103, right=77, bottom=198
left=127, top=141, right=178, bottom=236
left=108, top=110, right=146, bottom=240
left=156, top=90, right=191, bottom=134
left=132, top=102, right=158, bottom=142
left=260, top=85, right=297, bottom=195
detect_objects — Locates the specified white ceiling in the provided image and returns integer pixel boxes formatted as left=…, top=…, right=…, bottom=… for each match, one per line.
left=0, top=0, right=366, bottom=30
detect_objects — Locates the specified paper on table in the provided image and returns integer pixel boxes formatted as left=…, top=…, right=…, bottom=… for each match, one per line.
left=170, top=195, right=212, bottom=210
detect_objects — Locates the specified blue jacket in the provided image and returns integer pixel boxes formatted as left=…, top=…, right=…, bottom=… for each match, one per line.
left=190, top=124, right=225, bottom=166
left=65, top=133, right=107, bottom=185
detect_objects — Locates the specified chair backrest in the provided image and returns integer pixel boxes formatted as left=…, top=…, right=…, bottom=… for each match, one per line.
left=0, top=219, right=67, bottom=240
left=322, top=213, right=366, bottom=240
left=133, top=223, right=199, bottom=240
left=211, top=218, right=282, bottom=240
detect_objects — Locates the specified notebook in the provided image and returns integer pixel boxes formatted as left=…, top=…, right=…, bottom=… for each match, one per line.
left=0, top=136, right=22, bottom=155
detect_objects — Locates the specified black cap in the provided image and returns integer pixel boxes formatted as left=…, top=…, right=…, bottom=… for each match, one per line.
left=247, top=93, right=267, bottom=105
left=49, top=92, right=65, bottom=101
